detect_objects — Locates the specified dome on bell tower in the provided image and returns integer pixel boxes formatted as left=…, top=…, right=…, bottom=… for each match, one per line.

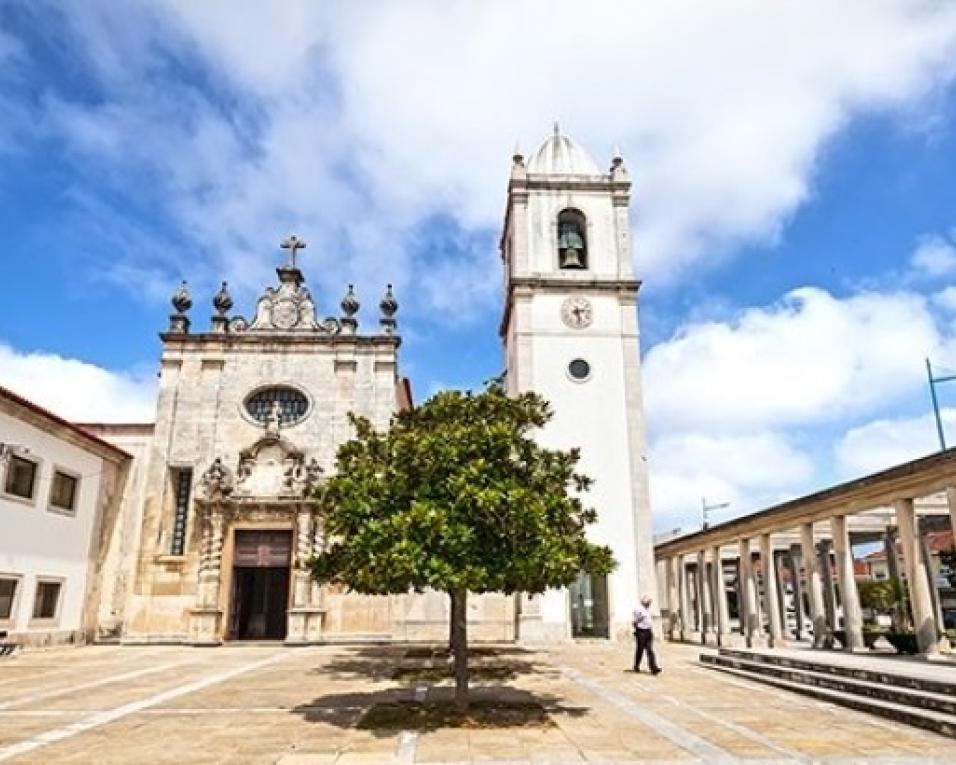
left=525, top=123, right=601, bottom=176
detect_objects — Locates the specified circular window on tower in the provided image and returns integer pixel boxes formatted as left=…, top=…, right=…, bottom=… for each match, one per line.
left=567, top=358, right=592, bottom=382
left=243, top=385, right=311, bottom=427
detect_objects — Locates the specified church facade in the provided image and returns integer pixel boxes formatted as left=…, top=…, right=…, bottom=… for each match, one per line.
left=74, top=128, right=655, bottom=645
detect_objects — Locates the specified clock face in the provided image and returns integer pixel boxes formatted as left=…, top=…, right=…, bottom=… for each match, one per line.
left=561, top=297, right=593, bottom=329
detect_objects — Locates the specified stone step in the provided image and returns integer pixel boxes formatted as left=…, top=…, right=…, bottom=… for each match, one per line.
left=703, top=653, right=956, bottom=717
left=717, top=647, right=956, bottom=697
left=700, top=658, right=956, bottom=739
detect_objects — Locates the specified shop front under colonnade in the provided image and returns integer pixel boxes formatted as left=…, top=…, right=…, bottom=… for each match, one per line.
left=655, top=448, right=956, bottom=656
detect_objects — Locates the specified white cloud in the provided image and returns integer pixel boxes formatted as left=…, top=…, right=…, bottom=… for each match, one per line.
left=643, top=284, right=956, bottom=531
left=650, top=431, right=814, bottom=530
left=0, top=343, right=156, bottom=423
left=644, top=287, right=939, bottom=435
left=834, top=408, right=956, bottom=476
left=909, top=232, right=956, bottom=279
left=14, top=0, right=956, bottom=317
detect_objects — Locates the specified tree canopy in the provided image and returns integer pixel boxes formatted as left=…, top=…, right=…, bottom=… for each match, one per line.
left=310, top=384, right=615, bottom=707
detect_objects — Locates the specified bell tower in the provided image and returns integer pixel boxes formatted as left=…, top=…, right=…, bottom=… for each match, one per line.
left=500, top=126, right=656, bottom=641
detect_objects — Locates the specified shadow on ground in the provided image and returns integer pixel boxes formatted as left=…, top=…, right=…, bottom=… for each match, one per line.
left=292, top=643, right=587, bottom=735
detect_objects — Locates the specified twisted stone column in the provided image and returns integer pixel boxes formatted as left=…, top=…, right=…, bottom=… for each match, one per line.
left=198, top=511, right=224, bottom=610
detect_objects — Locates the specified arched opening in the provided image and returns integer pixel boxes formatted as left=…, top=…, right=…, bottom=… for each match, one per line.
left=557, top=209, right=587, bottom=269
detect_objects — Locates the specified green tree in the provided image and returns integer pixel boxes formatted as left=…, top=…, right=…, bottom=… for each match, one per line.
left=310, top=385, right=615, bottom=709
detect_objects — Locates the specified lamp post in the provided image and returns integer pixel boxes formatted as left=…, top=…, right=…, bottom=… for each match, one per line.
left=702, top=497, right=730, bottom=530
left=926, top=358, right=956, bottom=451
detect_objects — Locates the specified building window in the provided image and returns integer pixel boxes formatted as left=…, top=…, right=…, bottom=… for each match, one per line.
left=49, top=470, right=79, bottom=513
left=0, top=577, right=19, bottom=621
left=557, top=209, right=587, bottom=269
left=32, top=580, right=62, bottom=620
left=567, top=358, right=592, bottom=382
left=170, top=467, right=193, bottom=556
left=4, top=455, right=38, bottom=500
left=244, top=386, right=310, bottom=426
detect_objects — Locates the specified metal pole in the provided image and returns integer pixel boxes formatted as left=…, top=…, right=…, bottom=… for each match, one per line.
left=927, top=357, right=947, bottom=451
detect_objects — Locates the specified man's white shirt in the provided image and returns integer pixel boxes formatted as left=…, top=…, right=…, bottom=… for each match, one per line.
left=632, top=606, right=653, bottom=630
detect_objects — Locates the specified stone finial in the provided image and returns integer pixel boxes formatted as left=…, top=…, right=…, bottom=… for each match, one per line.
left=510, top=140, right=526, bottom=181
left=379, top=283, right=398, bottom=335
left=171, top=280, right=192, bottom=314
left=211, top=281, right=233, bottom=334
left=169, top=280, right=192, bottom=334
left=512, top=140, right=524, bottom=166
left=213, top=281, right=233, bottom=316
left=610, top=145, right=628, bottom=179
left=340, top=284, right=359, bottom=335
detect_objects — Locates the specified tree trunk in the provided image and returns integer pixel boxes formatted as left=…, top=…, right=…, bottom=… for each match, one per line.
left=449, top=587, right=469, bottom=711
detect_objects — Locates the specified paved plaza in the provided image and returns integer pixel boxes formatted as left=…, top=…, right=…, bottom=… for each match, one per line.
left=0, top=640, right=954, bottom=764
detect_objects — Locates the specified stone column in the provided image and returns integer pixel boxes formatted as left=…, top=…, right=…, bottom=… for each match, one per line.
left=667, top=556, right=681, bottom=639
left=712, top=545, right=731, bottom=644
left=739, top=538, right=759, bottom=646
left=697, top=549, right=714, bottom=643
left=292, top=510, right=313, bottom=608
left=760, top=533, right=784, bottom=647
left=679, top=555, right=691, bottom=641
left=190, top=509, right=225, bottom=645
left=733, top=557, right=744, bottom=635
left=919, top=519, right=946, bottom=636
left=773, top=550, right=788, bottom=638
left=831, top=514, right=864, bottom=651
left=818, top=539, right=837, bottom=647
left=895, top=498, right=939, bottom=654
left=788, top=544, right=805, bottom=641
left=800, top=522, right=826, bottom=648
left=947, top=486, right=956, bottom=540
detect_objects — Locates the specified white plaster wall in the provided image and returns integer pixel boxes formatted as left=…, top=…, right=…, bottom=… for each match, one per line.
left=525, top=294, right=641, bottom=633
left=0, top=411, right=104, bottom=638
left=524, top=190, right=624, bottom=277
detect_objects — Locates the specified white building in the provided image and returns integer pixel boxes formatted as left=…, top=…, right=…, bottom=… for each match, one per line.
left=1, top=127, right=657, bottom=646
left=501, top=127, right=657, bottom=639
left=0, top=385, right=130, bottom=646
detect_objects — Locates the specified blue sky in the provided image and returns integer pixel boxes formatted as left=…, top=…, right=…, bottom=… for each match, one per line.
left=3, top=2, right=956, bottom=531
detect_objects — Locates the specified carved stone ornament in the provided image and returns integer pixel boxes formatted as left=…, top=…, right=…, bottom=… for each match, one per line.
left=232, top=432, right=321, bottom=499
left=195, top=457, right=235, bottom=502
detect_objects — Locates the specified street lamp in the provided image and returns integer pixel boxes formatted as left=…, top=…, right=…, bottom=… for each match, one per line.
left=926, top=357, right=956, bottom=451
left=701, top=496, right=730, bottom=530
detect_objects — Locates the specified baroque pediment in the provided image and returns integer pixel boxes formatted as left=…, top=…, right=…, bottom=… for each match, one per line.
left=195, top=433, right=322, bottom=505
left=228, top=266, right=340, bottom=335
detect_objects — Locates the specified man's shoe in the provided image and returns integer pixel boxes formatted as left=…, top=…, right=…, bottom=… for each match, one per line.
left=651, top=668, right=662, bottom=675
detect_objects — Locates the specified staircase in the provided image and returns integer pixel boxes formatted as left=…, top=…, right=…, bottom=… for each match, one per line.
left=701, top=647, right=956, bottom=738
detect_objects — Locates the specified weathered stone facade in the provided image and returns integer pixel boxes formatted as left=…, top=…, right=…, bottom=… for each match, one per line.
left=87, top=249, right=514, bottom=644
left=81, top=129, right=655, bottom=645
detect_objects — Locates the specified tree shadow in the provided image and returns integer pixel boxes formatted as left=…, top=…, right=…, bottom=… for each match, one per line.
left=292, top=643, right=586, bottom=736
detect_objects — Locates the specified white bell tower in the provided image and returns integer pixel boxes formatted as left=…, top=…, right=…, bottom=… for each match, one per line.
left=500, top=125, right=656, bottom=641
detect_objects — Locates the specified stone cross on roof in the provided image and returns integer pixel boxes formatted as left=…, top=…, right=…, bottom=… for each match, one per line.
left=280, top=235, right=307, bottom=269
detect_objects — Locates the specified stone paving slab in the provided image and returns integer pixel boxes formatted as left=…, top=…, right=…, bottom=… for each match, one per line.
left=2, top=640, right=956, bottom=763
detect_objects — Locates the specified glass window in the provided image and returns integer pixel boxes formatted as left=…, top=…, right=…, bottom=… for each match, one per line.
left=32, top=580, right=61, bottom=620
left=170, top=468, right=193, bottom=556
left=50, top=471, right=78, bottom=512
left=568, top=358, right=591, bottom=381
left=244, top=386, right=309, bottom=426
left=0, top=578, right=17, bottom=620
left=4, top=455, right=37, bottom=499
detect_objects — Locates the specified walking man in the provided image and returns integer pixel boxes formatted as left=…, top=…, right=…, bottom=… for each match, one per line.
left=633, top=595, right=661, bottom=675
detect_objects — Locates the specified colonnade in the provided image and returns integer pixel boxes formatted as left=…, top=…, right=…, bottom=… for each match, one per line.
left=655, top=454, right=956, bottom=656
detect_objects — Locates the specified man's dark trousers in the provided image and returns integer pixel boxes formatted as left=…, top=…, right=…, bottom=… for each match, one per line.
left=634, top=628, right=660, bottom=673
